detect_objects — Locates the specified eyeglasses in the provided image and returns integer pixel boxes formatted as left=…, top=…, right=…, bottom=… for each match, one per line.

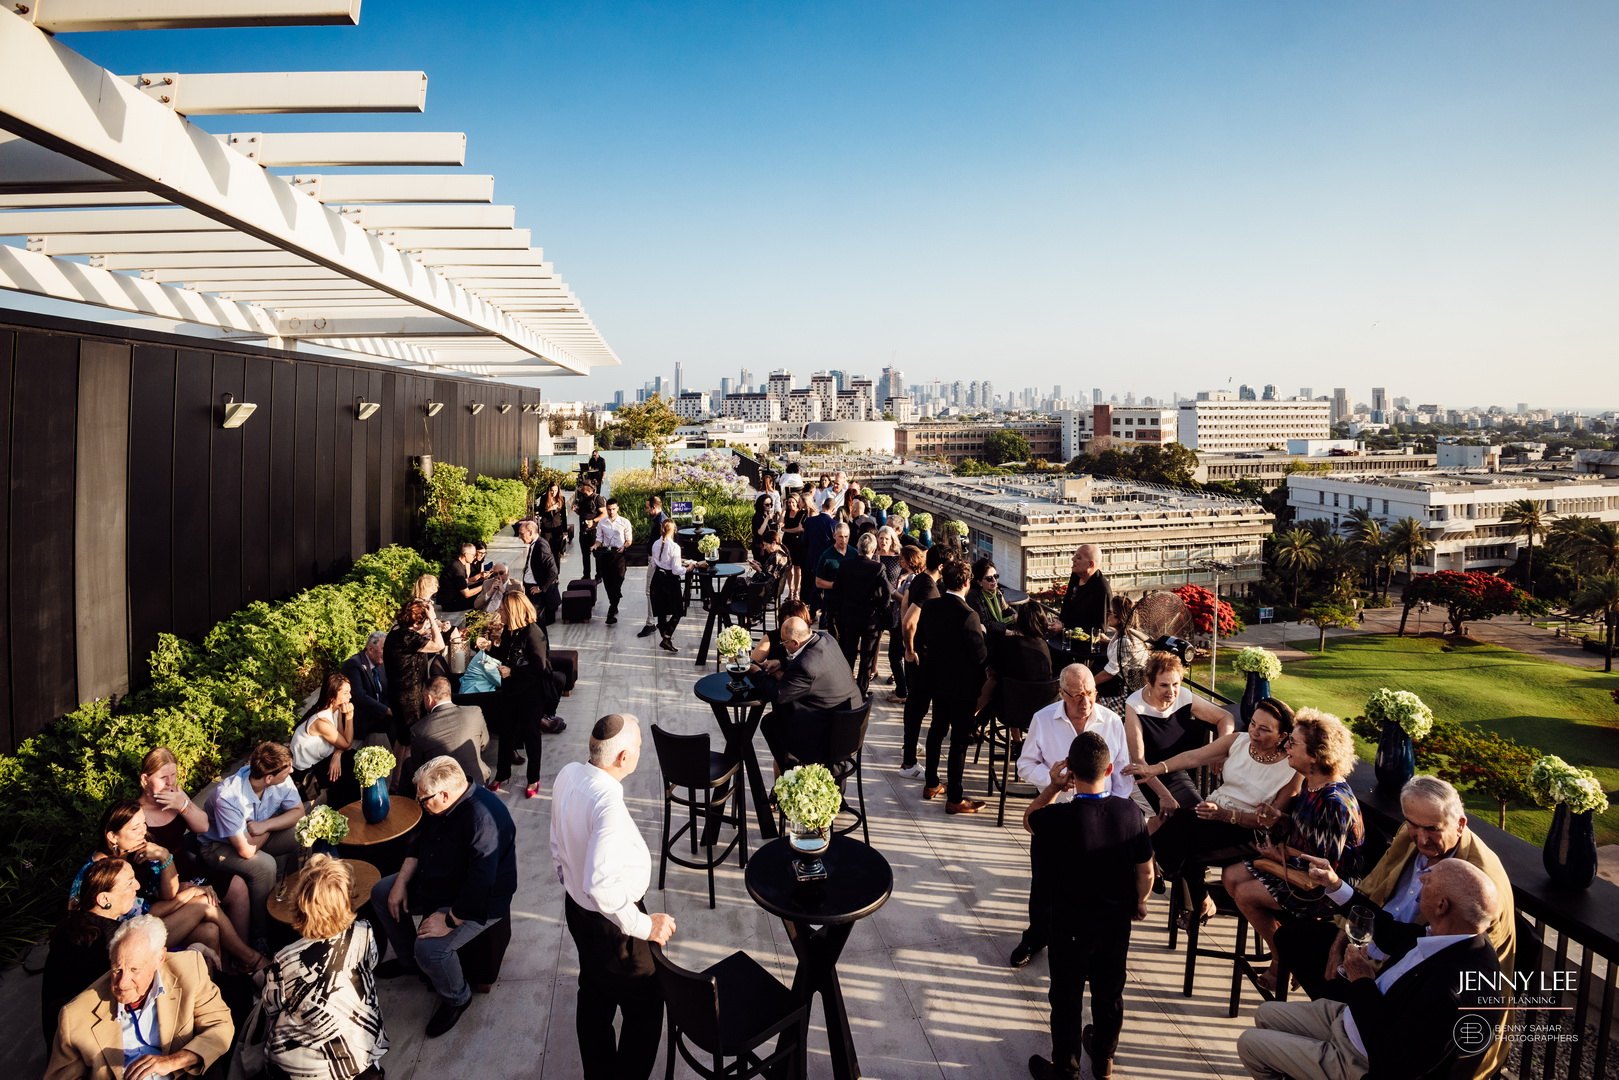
left=1060, top=687, right=1097, bottom=699
left=416, top=791, right=443, bottom=808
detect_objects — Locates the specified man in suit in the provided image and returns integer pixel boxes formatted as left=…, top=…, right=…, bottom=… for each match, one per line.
left=46, top=915, right=234, bottom=1080
left=409, top=676, right=491, bottom=784
left=1277, top=775, right=1515, bottom=1080
left=918, top=559, right=990, bottom=814
left=1238, top=859, right=1505, bottom=1080
left=802, top=500, right=838, bottom=626
left=342, top=630, right=392, bottom=745
left=517, top=518, right=561, bottom=625
left=759, top=616, right=860, bottom=768
left=832, top=532, right=889, bottom=694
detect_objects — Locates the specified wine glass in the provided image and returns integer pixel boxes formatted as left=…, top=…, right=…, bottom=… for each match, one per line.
left=1346, top=905, right=1377, bottom=948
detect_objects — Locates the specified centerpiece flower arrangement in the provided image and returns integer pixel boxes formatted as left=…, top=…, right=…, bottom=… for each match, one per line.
left=1232, top=647, right=1283, bottom=682
left=774, top=764, right=843, bottom=881
left=1065, top=627, right=1090, bottom=642
left=353, top=745, right=398, bottom=823
left=716, top=625, right=753, bottom=689
left=691, top=504, right=707, bottom=525
left=697, top=533, right=720, bottom=561
left=889, top=501, right=909, bottom=519
left=1365, top=687, right=1434, bottom=789
left=909, top=512, right=934, bottom=547
left=294, top=805, right=350, bottom=852
left=868, top=493, right=892, bottom=511
left=1529, top=755, right=1610, bottom=889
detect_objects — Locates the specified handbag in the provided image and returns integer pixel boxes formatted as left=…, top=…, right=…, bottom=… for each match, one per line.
left=460, top=650, right=503, bottom=695
left=226, top=997, right=270, bottom=1080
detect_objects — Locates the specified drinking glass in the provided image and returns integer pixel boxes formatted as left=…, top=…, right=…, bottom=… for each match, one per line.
left=1346, top=904, right=1377, bottom=948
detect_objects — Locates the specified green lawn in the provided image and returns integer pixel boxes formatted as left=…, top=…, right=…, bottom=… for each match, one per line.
left=1212, top=634, right=1619, bottom=847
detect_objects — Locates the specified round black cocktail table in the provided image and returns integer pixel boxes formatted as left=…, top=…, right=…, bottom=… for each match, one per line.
left=746, top=836, right=893, bottom=1080
left=691, top=562, right=748, bottom=664
left=694, top=671, right=778, bottom=841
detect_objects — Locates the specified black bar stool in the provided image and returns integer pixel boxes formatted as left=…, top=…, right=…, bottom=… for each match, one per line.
left=650, top=724, right=747, bottom=908
left=782, top=696, right=874, bottom=845
left=983, top=676, right=1060, bottom=827
left=651, top=942, right=809, bottom=1080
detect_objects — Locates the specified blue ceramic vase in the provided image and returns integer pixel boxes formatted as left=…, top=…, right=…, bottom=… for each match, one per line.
left=1542, top=803, right=1597, bottom=890
left=1374, top=721, right=1414, bottom=788
left=1240, top=674, right=1271, bottom=731
left=918, top=529, right=932, bottom=549
left=361, top=777, right=390, bottom=825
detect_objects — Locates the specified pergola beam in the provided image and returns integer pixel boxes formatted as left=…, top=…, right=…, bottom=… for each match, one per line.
left=32, top=232, right=277, bottom=254
left=379, top=228, right=531, bottom=249
left=124, top=71, right=426, bottom=115
left=2, top=207, right=226, bottom=233
left=221, top=131, right=466, bottom=166
left=26, top=0, right=362, bottom=33
left=287, top=174, right=494, bottom=203
left=339, top=204, right=515, bottom=230
left=276, top=314, right=487, bottom=338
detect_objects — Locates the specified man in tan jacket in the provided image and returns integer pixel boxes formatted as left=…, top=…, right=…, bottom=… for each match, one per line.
left=46, top=915, right=234, bottom=1080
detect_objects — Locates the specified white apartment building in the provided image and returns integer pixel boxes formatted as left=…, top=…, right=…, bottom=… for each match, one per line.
left=1177, top=398, right=1332, bottom=453
left=1288, top=471, right=1619, bottom=574
left=885, top=397, right=914, bottom=422
left=720, top=392, right=782, bottom=422
left=1059, top=406, right=1178, bottom=461
left=781, top=389, right=824, bottom=423
left=672, top=391, right=709, bottom=421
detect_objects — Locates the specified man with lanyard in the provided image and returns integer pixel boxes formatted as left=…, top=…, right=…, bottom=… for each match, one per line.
left=592, top=498, right=632, bottom=625
left=1010, top=664, right=1135, bottom=969
left=638, top=496, right=672, bottom=638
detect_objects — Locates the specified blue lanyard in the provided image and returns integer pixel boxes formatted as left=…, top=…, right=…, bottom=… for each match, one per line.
left=126, top=999, right=159, bottom=1052
left=1071, top=791, right=1107, bottom=800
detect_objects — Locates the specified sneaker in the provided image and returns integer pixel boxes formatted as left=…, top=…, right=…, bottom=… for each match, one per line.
left=898, top=764, right=926, bottom=780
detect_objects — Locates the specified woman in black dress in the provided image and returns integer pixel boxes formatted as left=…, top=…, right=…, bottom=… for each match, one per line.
left=41, top=860, right=140, bottom=1043
left=780, top=491, right=809, bottom=599
left=539, top=481, right=568, bottom=560
left=383, top=598, right=445, bottom=751
left=491, top=590, right=565, bottom=799
left=1124, top=650, right=1235, bottom=818
left=572, top=480, right=605, bottom=579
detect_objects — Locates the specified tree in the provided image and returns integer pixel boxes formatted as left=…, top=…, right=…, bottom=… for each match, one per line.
left=1401, top=571, right=1531, bottom=637
left=1386, top=515, right=1433, bottom=594
left=1570, top=574, right=1619, bottom=672
left=1301, top=603, right=1357, bottom=651
left=1271, top=528, right=1321, bottom=606
left=600, top=395, right=681, bottom=468
left=1501, top=499, right=1550, bottom=593
left=984, top=428, right=1031, bottom=465
left=1314, top=535, right=1360, bottom=604
left=954, top=457, right=1012, bottom=477
left=1420, top=719, right=1540, bottom=829
left=1346, top=510, right=1390, bottom=597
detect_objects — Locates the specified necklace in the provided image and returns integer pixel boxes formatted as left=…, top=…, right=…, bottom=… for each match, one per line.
left=1248, top=745, right=1286, bottom=765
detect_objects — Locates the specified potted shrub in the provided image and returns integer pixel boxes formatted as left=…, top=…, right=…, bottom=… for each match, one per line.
left=868, top=493, right=893, bottom=527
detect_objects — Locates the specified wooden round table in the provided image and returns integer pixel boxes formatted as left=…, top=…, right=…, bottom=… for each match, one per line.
left=268, top=857, right=381, bottom=925
left=337, top=796, right=422, bottom=845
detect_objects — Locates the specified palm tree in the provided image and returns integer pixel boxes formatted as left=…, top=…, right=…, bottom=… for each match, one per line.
left=1271, top=528, right=1321, bottom=607
left=1387, top=516, right=1434, bottom=636
left=1571, top=574, right=1619, bottom=673
left=1501, top=499, right=1550, bottom=593
left=1315, top=535, right=1359, bottom=604
left=1347, top=511, right=1388, bottom=596
left=1573, top=521, right=1619, bottom=577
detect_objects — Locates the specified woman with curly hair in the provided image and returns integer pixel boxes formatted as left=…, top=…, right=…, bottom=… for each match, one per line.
left=1221, top=707, right=1365, bottom=992
left=383, top=597, right=445, bottom=749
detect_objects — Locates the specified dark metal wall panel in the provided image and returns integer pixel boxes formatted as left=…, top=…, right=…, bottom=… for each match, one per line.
left=291, top=363, right=318, bottom=590
left=8, top=332, right=79, bottom=746
left=364, top=368, right=383, bottom=552
left=126, top=345, right=176, bottom=671
left=207, top=352, right=245, bottom=626
left=312, top=365, right=337, bottom=577
left=74, top=340, right=132, bottom=704
left=333, top=366, right=359, bottom=565
left=268, top=362, right=297, bottom=598
left=240, top=356, right=274, bottom=605
left=0, top=331, right=12, bottom=750
left=169, top=350, right=213, bottom=640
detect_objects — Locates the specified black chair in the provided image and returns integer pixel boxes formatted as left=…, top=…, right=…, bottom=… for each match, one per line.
left=1180, top=879, right=1291, bottom=1017
left=651, top=943, right=809, bottom=1080
left=785, top=695, right=874, bottom=844
left=983, top=676, right=1060, bottom=827
left=650, top=725, right=747, bottom=909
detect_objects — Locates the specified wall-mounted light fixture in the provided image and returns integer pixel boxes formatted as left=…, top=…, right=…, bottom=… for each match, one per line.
left=356, top=398, right=381, bottom=421
left=498, top=403, right=512, bottom=414
left=424, top=401, right=444, bottom=417
left=469, top=402, right=485, bottom=415
left=221, top=393, right=257, bottom=429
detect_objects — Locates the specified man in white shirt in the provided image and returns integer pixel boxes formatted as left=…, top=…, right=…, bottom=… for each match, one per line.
left=199, top=742, right=304, bottom=945
left=591, top=498, right=633, bottom=625
left=550, top=715, right=677, bottom=1080
left=1009, top=664, right=1134, bottom=969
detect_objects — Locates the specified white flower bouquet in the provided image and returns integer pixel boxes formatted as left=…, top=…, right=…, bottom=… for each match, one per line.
left=353, top=745, right=397, bottom=789
left=1232, top=647, right=1283, bottom=681
left=1529, top=755, right=1611, bottom=815
left=1364, top=687, right=1434, bottom=740
left=294, top=804, right=350, bottom=848
left=697, top=534, right=720, bottom=560
left=716, top=625, right=752, bottom=661
left=773, top=764, right=842, bottom=832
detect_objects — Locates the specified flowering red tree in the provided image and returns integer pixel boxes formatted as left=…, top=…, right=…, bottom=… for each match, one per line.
left=1172, top=584, right=1240, bottom=637
left=1398, top=570, right=1530, bottom=637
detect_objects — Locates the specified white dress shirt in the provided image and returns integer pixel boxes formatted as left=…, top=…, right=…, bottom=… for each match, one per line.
left=549, top=760, right=653, bottom=940
left=521, top=541, right=537, bottom=587
left=650, top=537, right=685, bottom=575
left=595, top=515, right=633, bottom=551
left=1019, top=700, right=1135, bottom=802
left=120, top=970, right=169, bottom=1078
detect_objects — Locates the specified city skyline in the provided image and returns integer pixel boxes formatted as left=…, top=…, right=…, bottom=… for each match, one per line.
left=56, top=2, right=1618, bottom=407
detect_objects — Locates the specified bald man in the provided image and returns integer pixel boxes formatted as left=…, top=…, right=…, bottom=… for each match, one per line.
left=1238, top=859, right=1505, bottom=1080
left=759, top=616, right=859, bottom=768
left=1058, top=544, right=1111, bottom=639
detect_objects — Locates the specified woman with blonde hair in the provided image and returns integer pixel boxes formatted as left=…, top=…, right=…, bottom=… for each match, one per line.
left=137, top=746, right=252, bottom=942
left=490, top=590, right=564, bottom=797
left=262, top=855, right=388, bottom=1079
left=649, top=517, right=693, bottom=653
left=1221, top=707, right=1365, bottom=991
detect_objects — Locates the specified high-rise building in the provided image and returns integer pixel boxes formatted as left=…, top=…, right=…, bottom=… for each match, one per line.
left=1332, top=388, right=1351, bottom=424
left=1239, top=384, right=1258, bottom=401
left=738, top=368, right=752, bottom=393
left=766, top=370, right=794, bottom=398
left=1262, top=384, right=1278, bottom=401
left=1299, top=387, right=1313, bottom=400
left=827, top=369, right=846, bottom=392
left=720, top=377, right=732, bottom=400
left=1372, top=388, right=1387, bottom=413
left=877, top=366, right=905, bottom=405
left=810, top=374, right=836, bottom=419
left=674, top=362, right=684, bottom=399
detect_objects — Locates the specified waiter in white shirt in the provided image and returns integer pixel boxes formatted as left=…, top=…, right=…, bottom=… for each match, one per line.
left=591, top=498, right=633, bottom=625
left=550, top=714, right=676, bottom=1080
left=1009, top=663, right=1136, bottom=970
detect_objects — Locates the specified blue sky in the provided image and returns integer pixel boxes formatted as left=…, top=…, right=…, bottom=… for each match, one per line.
left=65, top=1, right=1619, bottom=409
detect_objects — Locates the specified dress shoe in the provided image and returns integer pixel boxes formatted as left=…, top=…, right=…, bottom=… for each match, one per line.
left=1009, top=941, right=1042, bottom=968
left=922, top=783, right=945, bottom=800
left=1027, top=1054, right=1077, bottom=1080
left=659, top=638, right=679, bottom=653
left=1082, top=1024, right=1113, bottom=1080
left=637, top=625, right=657, bottom=637
left=425, top=997, right=471, bottom=1038
left=606, top=611, right=618, bottom=625
left=375, top=959, right=427, bottom=982
left=946, top=799, right=986, bottom=815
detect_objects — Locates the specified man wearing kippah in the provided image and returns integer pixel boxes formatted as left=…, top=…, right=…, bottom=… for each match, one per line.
left=549, top=714, right=677, bottom=1080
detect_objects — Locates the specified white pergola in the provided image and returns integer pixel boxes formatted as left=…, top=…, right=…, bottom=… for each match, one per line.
left=0, top=2, right=618, bottom=380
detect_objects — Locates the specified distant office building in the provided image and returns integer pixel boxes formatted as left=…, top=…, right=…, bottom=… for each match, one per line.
left=766, top=370, right=794, bottom=397
left=1239, top=384, right=1258, bottom=401
left=884, top=396, right=914, bottom=422
left=720, top=377, right=732, bottom=399
left=827, top=369, right=847, bottom=392
left=720, top=392, right=781, bottom=422
left=1262, top=384, right=1277, bottom=401
left=1332, top=388, right=1351, bottom=424
left=1372, top=387, right=1387, bottom=414
left=895, top=421, right=1061, bottom=464
left=611, top=390, right=626, bottom=408
left=672, top=391, right=708, bottom=421
left=739, top=368, right=752, bottom=393
left=877, top=366, right=905, bottom=405
left=1060, top=406, right=1178, bottom=460
left=1299, top=387, right=1313, bottom=400
left=674, top=362, right=684, bottom=399
left=1177, top=398, right=1333, bottom=453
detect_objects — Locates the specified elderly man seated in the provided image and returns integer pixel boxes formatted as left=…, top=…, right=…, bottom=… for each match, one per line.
left=46, top=915, right=233, bottom=1080
left=408, top=676, right=491, bottom=785
left=1276, top=774, right=1515, bottom=1078
left=1238, top=859, right=1505, bottom=1080
left=371, top=756, right=517, bottom=1039
left=1008, top=663, right=1135, bottom=969
left=758, top=615, right=860, bottom=769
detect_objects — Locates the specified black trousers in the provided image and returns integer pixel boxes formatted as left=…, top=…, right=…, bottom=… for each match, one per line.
left=579, top=526, right=598, bottom=578
left=1048, top=924, right=1131, bottom=1075
left=565, top=894, right=662, bottom=1080
left=836, top=617, right=881, bottom=695
left=924, top=689, right=981, bottom=804
left=1274, top=916, right=1343, bottom=1001
left=1020, top=858, right=1048, bottom=952
left=888, top=631, right=908, bottom=698
left=1152, top=813, right=1255, bottom=910
left=527, top=583, right=561, bottom=626
left=900, top=660, right=929, bottom=769
left=494, top=671, right=564, bottom=785
left=597, top=550, right=627, bottom=613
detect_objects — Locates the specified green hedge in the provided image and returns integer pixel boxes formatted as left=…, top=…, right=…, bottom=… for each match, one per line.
left=421, top=465, right=529, bottom=563
left=0, top=544, right=431, bottom=963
